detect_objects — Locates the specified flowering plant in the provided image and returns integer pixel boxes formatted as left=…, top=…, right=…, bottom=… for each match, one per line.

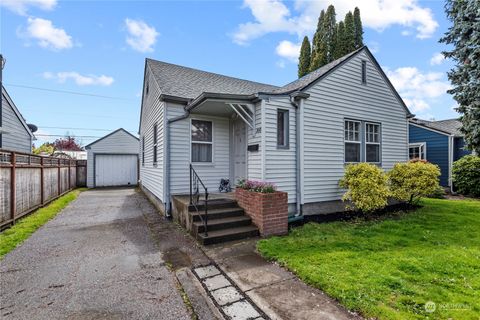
left=236, top=179, right=277, bottom=193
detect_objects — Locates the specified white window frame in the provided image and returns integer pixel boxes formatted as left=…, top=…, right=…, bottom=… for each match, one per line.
left=153, top=123, right=158, bottom=166
left=190, top=118, right=214, bottom=164
left=344, top=120, right=362, bottom=163
left=365, top=122, right=381, bottom=164
left=409, top=142, right=427, bottom=160
left=277, top=109, right=289, bottom=149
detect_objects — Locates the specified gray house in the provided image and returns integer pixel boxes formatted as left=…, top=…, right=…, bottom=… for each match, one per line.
left=1, top=86, right=34, bottom=153
left=138, top=46, right=413, bottom=219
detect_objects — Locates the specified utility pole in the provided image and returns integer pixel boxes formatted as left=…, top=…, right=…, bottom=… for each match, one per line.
left=0, top=54, right=5, bottom=148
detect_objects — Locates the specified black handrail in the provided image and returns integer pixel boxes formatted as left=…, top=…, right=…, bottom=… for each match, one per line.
left=190, top=164, right=209, bottom=237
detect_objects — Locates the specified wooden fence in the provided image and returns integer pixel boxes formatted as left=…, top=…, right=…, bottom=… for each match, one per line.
left=0, top=150, right=87, bottom=228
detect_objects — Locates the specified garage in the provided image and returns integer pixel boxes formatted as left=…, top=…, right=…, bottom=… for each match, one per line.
left=85, top=128, right=140, bottom=188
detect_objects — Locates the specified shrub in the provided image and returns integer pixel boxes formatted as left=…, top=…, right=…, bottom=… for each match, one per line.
left=236, top=179, right=277, bottom=193
left=388, top=161, right=441, bottom=204
left=339, top=163, right=389, bottom=213
left=452, top=155, right=480, bottom=197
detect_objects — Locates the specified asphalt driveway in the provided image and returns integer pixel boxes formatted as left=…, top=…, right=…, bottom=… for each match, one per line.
left=0, top=188, right=207, bottom=320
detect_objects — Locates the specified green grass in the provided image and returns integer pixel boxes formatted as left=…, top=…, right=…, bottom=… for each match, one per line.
left=257, top=198, right=480, bottom=319
left=0, top=188, right=85, bottom=259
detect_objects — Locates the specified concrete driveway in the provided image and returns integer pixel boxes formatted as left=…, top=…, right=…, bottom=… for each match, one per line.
left=0, top=188, right=206, bottom=320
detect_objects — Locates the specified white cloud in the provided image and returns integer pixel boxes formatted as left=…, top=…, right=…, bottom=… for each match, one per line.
left=233, top=0, right=438, bottom=44
left=22, top=17, right=73, bottom=50
left=0, top=0, right=56, bottom=15
left=275, top=40, right=301, bottom=62
left=124, top=18, right=159, bottom=53
left=276, top=60, right=286, bottom=68
left=43, top=71, right=114, bottom=86
left=430, top=52, right=445, bottom=65
left=368, top=41, right=380, bottom=54
left=385, top=66, right=451, bottom=113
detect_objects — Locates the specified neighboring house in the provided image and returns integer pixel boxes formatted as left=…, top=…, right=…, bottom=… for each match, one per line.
left=53, top=150, right=88, bottom=160
left=409, top=118, right=471, bottom=188
left=138, top=46, right=413, bottom=217
left=85, top=128, right=139, bottom=188
left=1, top=86, right=34, bottom=153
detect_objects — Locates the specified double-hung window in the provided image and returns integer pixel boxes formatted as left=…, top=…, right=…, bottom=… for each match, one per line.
left=277, top=109, right=289, bottom=148
left=344, top=120, right=361, bottom=162
left=153, top=124, right=158, bottom=165
left=365, top=123, right=381, bottom=163
left=191, top=119, right=213, bottom=163
left=409, top=143, right=426, bottom=160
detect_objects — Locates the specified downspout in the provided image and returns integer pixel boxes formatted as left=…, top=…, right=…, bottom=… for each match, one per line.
left=290, top=94, right=304, bottom=219
left=449, top=135, right=455, bottom=194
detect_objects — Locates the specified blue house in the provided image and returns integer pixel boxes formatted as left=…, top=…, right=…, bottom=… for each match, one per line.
left=409, top=118, right=471, bottom=188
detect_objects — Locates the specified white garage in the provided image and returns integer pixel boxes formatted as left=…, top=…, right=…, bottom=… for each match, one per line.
left=85, top=128, right=139, bottom=188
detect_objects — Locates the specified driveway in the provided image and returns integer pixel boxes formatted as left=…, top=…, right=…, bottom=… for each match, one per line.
left=0, top=188, right=208, bottom=320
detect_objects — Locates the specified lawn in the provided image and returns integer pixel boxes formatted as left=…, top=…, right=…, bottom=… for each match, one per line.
left=257, top=198, right=480, bottom=320
left=0, top=189, right=85, bottom=259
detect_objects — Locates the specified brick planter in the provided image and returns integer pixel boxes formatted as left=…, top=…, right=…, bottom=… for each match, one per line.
left=235, top=188, right=288, bottom=237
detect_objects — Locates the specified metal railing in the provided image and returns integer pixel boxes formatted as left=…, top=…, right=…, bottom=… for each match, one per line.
left=189, top=164, right=209, bottom=237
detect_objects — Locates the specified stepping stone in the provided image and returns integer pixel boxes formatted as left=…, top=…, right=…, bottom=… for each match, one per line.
left=223, top=300, right=260, bottom=320
left=194, top=265, right=221, bottom=279
left=211, top=286, right=243, bottom=306
left=203, top=274, right=231, bottom=291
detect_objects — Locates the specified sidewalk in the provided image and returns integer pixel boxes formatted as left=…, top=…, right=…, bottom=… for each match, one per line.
left=203, top=239, right=362, bottom=320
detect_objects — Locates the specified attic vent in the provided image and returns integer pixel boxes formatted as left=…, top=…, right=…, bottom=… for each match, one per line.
left=146, top=81, right=149, bottom=96
left=361, top=61, right=367, bottom=85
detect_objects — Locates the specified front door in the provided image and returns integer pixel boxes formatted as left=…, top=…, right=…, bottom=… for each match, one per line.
left=233, top=118, right=247, bottom=184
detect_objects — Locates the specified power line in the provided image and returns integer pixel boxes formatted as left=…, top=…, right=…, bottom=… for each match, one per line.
left=35, top=134, right=102, bottom=139
left=39, top=126, right=137, bottom=132
left=5, top=83, right=138, bottom=101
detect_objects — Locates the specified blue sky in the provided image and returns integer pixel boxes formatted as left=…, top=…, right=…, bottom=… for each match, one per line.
left=1, top=0, right=456, bottom=147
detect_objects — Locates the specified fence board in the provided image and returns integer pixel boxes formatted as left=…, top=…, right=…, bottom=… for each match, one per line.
left=44, top=168, right=59, bottom=203
left=15, top=168, right=42, bottom=215
left=0, top=168, right=11, bottom=223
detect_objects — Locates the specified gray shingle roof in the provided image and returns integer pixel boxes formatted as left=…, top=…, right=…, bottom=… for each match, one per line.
left=411, top=118, right=463, bottom=136
left=146, top=59, right=279, bottom=99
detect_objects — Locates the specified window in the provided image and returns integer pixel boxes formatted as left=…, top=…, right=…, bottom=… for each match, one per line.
left=361, top=61, right=367, bottom=84
left=277, top=109, right=289, bottom=148
left=142, top=136, right=145, bottom=166
left=344, top=120, right=361, bottom=162
left=365, top=123, right=381, bottom=163
left=409, top=143, right=426, bottom=160
left=153, top=124, right=158, bottom=165
left=191, top=119, right=213, bottom=163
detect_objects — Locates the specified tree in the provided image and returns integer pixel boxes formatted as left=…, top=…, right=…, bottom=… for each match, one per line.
left=53, top=136, right=83, bottom=151
left=298, top=36, right=311, bottom=78
left=32, top=142, right=54, bottom=155
left=334, top=21, right=347, bottom=59
left=440, top=0, right=480, bottom=154
left=353, top=7, right=364, bottom=48
left=323, top=5, right=337, bottom=63
left=310, top=10, right=326, bottom=72
left=344, top=11, right=355, bottom=53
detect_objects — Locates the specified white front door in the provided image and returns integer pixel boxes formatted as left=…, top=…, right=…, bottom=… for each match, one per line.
left=95, top=154, right=138, bottom=187
left=233, top=118, right=247, bottom=184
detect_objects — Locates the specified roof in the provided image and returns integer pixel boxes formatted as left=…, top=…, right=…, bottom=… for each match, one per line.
left=410, top=118, right=463, bottom=136
left=1, top=86, right=34, bottom=138
left=85, top=128, right=139, bottom=149
left=146, top=59, right=279, bottom=100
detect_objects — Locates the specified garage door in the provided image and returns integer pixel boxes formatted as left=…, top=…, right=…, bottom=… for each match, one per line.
left=95, top=154, right=138, bottom=187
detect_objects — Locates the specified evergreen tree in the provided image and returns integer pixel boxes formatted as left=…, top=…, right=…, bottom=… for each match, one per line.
left=440, top=0, right=480, bottom=153
left=323, top=4, right=337, bottom=63
left=353, top=7, right=364, bottom=48
left=310, top=10, right=325, bottom=71
left=334, top=21, right=346, bottom=59
left=298, top=36, right=311, bottom=78
left=344, top=11, right=355, bottom=53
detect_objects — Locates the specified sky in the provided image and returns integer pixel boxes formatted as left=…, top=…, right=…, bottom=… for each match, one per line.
left=0, top=0, right=457, bottom=147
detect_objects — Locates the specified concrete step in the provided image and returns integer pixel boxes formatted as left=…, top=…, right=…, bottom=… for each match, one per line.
left=197, top=225, right=260, bottom=245
left=193, top=215, right=252, bottom=234
left=191, top=207, right=245, bottom=222
left=188, top=198, right=237, bottom=212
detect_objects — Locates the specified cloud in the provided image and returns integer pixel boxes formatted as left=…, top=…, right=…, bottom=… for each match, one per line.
left=430, top=52, right=445, bottom=65
left=43, top=71, right=114, bottom=86
left=21, top=17, right=73, bottom=50
left=124, top=18, right=159, bottom=53
left=233, top=0, right=438, bottom=45
left=385, top=66, right=451, bottom=113
left=275, top=40, right=301, bottom=62
left=0, top=0, right=56, bottom=15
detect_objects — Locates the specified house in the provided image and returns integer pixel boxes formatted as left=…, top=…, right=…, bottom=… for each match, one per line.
left=85, top=128, right=139, bottom=188
left=138, top=46, right=413, bottom=220
left=409, top=118, right=471, bottom=188
left=1, top=86, right=35, bottom=153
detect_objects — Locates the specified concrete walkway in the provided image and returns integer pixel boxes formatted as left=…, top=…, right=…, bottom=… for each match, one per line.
left=0, top=188, right=207, bottom=320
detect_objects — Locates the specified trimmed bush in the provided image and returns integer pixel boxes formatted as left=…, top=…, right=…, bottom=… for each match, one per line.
left=452, top=155, right=480, bottom=197
left=339, top=163, right=389, bottom=213
left=388, top=161, right=441, bottom=204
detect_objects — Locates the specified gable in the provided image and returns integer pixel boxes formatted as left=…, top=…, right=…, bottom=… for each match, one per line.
left=86, top=129, right=139, bottom=152
left=2, top=89, right=34, bottom=138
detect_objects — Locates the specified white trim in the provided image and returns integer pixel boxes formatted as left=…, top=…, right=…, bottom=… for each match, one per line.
left=408, top=142, right=427, bottom=160
left=364, top=122, right=381, bottom=164
left=260, top=99, right=266, bottom=180
left=299, top=98, right=305, bottom=205
left=409, top=122, right=451, bottom=136
left=344, top=119, right=362, bottom=163
left=190, top=118, right=214, bottom=164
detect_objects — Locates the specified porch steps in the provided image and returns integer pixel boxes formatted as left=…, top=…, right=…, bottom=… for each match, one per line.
left=188, top=199, right=259, bottom=245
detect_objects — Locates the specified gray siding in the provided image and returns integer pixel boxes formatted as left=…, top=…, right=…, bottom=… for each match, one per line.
left=168, top=103, right=230, bottom=195
left=1, top=92, right=32, bottom=153
left=247, top=102, right=262, bottom=180
left=302, top=50, right=408, bottom=203
left=139, top=66, right=165, bottom=202
left=86, top=130, right=139, bottom=187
